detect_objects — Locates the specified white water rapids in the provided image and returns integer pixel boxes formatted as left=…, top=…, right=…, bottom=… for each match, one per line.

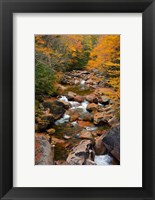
left=94, top=155, right=113, bottom=165
left=55, top=95, right=113, bottom=165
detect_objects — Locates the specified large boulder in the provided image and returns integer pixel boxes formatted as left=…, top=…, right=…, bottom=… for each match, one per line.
left=94, top=136, right=107, bottom=155
left=102, top=125, right=120, bottom=161
left=37, top=120, right=49, bottom=132
left=41, top=114, right=55, bottom=125
left=77, top=120, right=93, bottom=127
left=79, top=130, right=93, bottom=140
left=108, top=116, right=119, bottom=127
left=35, top=135, right=54, bottom=165
left=85, top=94, right=98, bottom=104
left=56, top=100, right=71, bottom=109
left=98, top=96, right=110, bottom=105
left=93, top=112, right=109, bottom=126
left=67, top=91, right=77, bottom=101
left=86, top=103, right=98, bottom=112
left=86, top=79, right=94, bottom=85
left=67, top=140, right=95, bottom=165
left=68, top=110, right=79, bottom=122
left=79, top=112, right=93, bottom=121
left=74, top=95, right=84, bottom=103
left=43, top=101, right=65, bottom=120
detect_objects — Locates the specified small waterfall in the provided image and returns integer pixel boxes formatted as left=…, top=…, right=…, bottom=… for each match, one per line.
left=55, top=113, right=70, bottom=125
left=59, top=96, right=68, bottom=102
left=70, top=101, right=81, bottom=108
left=71, top=121, right=78, bottom=126
left=85, top=126, right=98, bottom=131
left=94, top=154, right=113, bottom=165
left=80, top=80, right=85, bottom=85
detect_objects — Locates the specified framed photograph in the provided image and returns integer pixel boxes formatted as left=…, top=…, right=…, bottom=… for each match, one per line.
left=0, top=0, right=154, bottom=199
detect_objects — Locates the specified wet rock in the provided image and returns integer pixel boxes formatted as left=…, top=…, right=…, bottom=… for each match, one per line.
left=74, top=79, right=80, bottom=85
left=43, top=101, right=65, bottom=120
left=102, top=125, right=120, bottom=161
left=60, top=77, right=68, bottom=84
left=86, top=79, right=94, bottom=85
left=86, top=94, right=98, bottom=104
left=94, top=136, right=107, bottom=155
left=41, top=114, right=55, bottom=125
left=77, top=120, right=93, bottom=127
left=80, top=113, right=93, bottom=121
left=74, top=95, right=84, bottom=103
left=79, top=130, right=93, bottom=140
left=99, top=96, right=110, bottom=105
left=86, top=103, right=98, bottom=112
left=80, top=70, right=90, bottom=74
left=57, top=100, right=71, bottom=109
left=67, top=140, right=95, bottom=165
left=63, top=135, right=72, bottom=140
left=52, top=137, right=65, bottom=145
left=35, top=117, right=42, bottom=123
left=68, top=110, right=79, bottom=122
left=108, top=116, right=119, bottom=127
left=35, top=136, right=54, bottom=165
left=35, top=124, right=39, bottom=132
left=93, top=112, right=109, bottom=126
left=47, top=128, right=55, bottom=135
left=85, top=159, right=97, bottom=165
left=37, top=120, right=49, bottom=132
left=67, top=91, right=77, bottom=101
left=55, top=160, right=68, bottom=165
left=57, top=84, right=67, bottom=93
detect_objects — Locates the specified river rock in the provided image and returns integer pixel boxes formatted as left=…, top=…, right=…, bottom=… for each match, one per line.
left=41, top=114, right=55, bottom=125
left=67, top=91, right=77, bottom=101
left=102, top=125, right=120, bottom=161
left=60, top=76, right=68, bottom=84
left=80, top=112, right=93, bottom=121
left=74, top=95, right=84, bottom=103
left=35, top=135, right=54, bottom=165
left=86, top=79, right=94, bottom=85
left=63, top=135, right=72, bottom=140
left=85, top=159, right=97, bottom=165
left=56, top=100, right=71, bottom=109
left=67, top=140, right=95, bottom=165
left=94, top=136, right=107, bottom=155
left=98, top=96, right=110, bottom=105
left=86, top=103, right=98, bottom=112
left=108, top=116, right=119, bottom=127
left=42, top=101, right=65, bottom=120
left=68, top=110, right=79, bottom=122
left=37, top=120, right=49, bottom=132
left=79, top=130, right=93, bottom=140
left=74, top=79, right=80, bottom=85
left=52, top=137, right=65, bottom=144
left=77, top=120, right=93, bottom=127
left=86, top=94, right=98, bottom=104
left=93, top=112, right=109, bottom=126
left=55, top=160, right=68, bottom=165
left=47, top=128, right=55, bottom=135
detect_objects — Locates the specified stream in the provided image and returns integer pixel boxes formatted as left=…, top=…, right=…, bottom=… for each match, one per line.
left=54, top=94, right=113, bottom=165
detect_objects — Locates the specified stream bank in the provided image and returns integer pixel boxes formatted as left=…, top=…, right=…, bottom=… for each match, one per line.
left=35, top=69, right=120, bottom=165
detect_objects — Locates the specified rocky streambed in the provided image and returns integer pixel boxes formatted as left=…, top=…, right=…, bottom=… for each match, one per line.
left=35, top=70, right=120, bottom=165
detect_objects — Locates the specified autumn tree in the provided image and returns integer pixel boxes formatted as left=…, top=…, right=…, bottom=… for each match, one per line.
left=86, top=35, right=120, bottom=91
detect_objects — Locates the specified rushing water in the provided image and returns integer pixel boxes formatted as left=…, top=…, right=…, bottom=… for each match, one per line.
left=80, top=80, right=86, bottom=85
left=94, top=154, right=113, bottom=165
left=54, top=94, right=112, bottom=165
left=55, top=113, right=70, bottom=125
